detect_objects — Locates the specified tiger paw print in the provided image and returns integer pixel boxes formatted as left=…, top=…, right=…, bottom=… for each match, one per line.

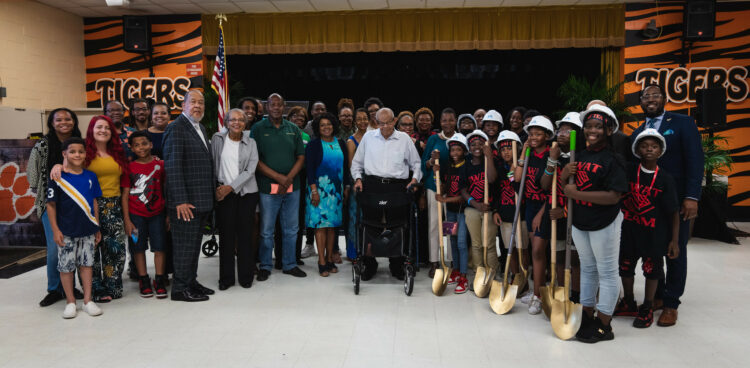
left=0, top=162, right=35, bottom=224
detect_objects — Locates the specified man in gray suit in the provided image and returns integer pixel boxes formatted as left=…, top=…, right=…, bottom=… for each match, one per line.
left=163, top=90, right=216, bottom=302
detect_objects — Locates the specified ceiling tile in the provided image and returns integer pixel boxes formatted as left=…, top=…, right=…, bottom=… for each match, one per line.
left=233, top=1, right=279, bottom=12
left=500, top=0, right=541, bottom=7
left=426, top=0, right=464, bottom=8
left=574, top=0, right=618, bottom=4
left=88, top=6, right=132, bottom=16
left=72, top=0, right=112, bottom=6
left=159, top=3, right=206, bottom=13
left=309, top=0, right=351, bottom=11
left=37, top=0, right=79, bottom=8
left=198, top=2, right=243, bottom=13
left=388, top=0, right=426, bottom=10
left=464, top=0, right=502, bottom=7
left=538, top=0, right=576, bottom=5
left=349, top=0, right=388, bottom=10
left=271, top=0, right=315, bottom=12
left=58, top=6, right=108, bottom=16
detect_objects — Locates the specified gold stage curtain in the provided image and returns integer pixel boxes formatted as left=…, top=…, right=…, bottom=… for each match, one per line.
left=202, top=5, right=624, bottom=55
left=600, top=47, right=623, bottom=90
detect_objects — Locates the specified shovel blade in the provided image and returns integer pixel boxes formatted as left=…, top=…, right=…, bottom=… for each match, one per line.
left=512, top=271, right=528, bottom=297
left=432, top=268, right=448, bottom=296
left=489, top=281, right=518, bottom=314
left=473, top=266, right=490, bottom=298
left=550, top=300, right=583, bottom=340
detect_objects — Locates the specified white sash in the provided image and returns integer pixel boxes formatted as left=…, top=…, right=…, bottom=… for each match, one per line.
left=55, top=178, right=98, bottom=226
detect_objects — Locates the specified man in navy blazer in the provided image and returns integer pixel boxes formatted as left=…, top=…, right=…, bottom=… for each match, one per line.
left=629, top=83, right=704, bottom=326
left=163, top=90, right=216, bottom=302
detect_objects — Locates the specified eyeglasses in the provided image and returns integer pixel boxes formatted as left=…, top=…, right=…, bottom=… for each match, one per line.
left=339, top=114, right=353, bottom=119
left=557, top=130, right=571, bottom=137
left=641, top=93, right=663, bottom=100
left=133, top=107, right=149, bottom=112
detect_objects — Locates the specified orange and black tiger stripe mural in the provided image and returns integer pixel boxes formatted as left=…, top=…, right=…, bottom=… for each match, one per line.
left=84, top=14, right=203, bottom=112
left=624, top=1, right=750, bottom=217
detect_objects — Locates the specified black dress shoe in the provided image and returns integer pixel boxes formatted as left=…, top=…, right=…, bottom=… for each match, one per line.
left=297, top=259, right=305, bottom=266
left=240, top=281, right=253, bottom=288
left=257, top=269, right=270, bottom=281
left=39, top=291, right=64, bottom=307
left=282, top=267, right=307, bottom=278
left=218, top=282, right=234, bottom=291
left=171, top=289, right=209, bottom=302
left=192, top=282, right=215, bottom=295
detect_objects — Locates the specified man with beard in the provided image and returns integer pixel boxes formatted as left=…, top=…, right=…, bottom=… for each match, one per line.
left=623, top=83, right=703, bottom=326
left=130, top=98, right=151, bottom=131
left=163, top=90, right=216, bottom=302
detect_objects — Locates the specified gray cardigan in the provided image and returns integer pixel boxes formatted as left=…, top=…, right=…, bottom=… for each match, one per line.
left=211, top=130, right=259, bottom=195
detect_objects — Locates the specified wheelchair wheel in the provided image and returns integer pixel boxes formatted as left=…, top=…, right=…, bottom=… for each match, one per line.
left=353, top=262, right=361, bottom=295
left=404, top=264, right=414, bottom=296
left=201, top=238, right=218, bottom=257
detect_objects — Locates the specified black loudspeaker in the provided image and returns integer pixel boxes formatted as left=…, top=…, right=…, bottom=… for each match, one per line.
left=696, top=88, right=726, bottom=127
left=123, top=16, right=150, bottom=53
left=684, top=0, right=716, bottom=41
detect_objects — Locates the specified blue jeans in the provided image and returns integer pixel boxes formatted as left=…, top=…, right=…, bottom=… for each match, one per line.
left=260, top=190, right=300, bottom=271
left=128, top=213, right=167, bottom=253
left=42, top=211, right=62, bottom=293
left=572, top=212, right=622, bottom=316
left=346, top=195, right=358, bottom=258
left=446, top=210, right=468, bottom=275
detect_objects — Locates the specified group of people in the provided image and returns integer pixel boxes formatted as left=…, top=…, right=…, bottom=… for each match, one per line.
left=30, top=84, right=703, bottom=344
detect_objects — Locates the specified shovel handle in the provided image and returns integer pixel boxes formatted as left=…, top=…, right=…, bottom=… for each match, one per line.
left=435, top=172, right=446, bottom=269
left=564, top=131, right=576, bottom=272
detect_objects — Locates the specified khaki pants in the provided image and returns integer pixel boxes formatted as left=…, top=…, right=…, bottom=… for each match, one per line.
left=427, top=189, right=451, bottom=263
left=464, top=207, right=498, bottom=271
left=500, top=221, right=529, bottom=250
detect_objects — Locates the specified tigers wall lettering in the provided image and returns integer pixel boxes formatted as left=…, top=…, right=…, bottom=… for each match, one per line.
left=635, top=67, right=749, bottom=103
left=94, top=77, right=191, bottom=110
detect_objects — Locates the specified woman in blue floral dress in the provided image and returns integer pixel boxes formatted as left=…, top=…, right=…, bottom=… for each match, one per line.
left=305, top=113, right=350, bottom=277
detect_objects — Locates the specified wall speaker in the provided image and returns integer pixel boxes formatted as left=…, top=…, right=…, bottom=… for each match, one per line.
left=684, top=0, right=716, bottom=41
left=123, top=16, right=150, bottom=53
left=696, top=88, right=726, bottom=127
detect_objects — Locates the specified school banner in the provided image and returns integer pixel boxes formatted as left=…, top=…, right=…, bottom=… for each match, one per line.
left=623, top=1, right=750, bottom=217
left=0, top=140, right=43, bottom=247
left=84, top=14, right=203, bottom=112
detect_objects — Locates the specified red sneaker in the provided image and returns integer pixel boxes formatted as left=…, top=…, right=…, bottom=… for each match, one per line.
left=448, top=270, right=460, bottom=285
left=153, top=275, right=168, bottom=299
left=139, top=276, right=154, bottom=298
left=613, top=298, right=638, bottom=317
left=455, top=277, right=468, bottom=294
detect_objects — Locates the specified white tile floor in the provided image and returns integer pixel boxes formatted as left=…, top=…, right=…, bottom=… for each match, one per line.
left=2, top=223, right=749, bottom=368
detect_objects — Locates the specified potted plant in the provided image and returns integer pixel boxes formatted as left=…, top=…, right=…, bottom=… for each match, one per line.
left=556, top=71, right=632, bottom=124
left=693, top=133, right=738, bottom=243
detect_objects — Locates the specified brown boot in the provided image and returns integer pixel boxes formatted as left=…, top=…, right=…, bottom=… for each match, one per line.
left=652, top=298, right=664, bottom=311
left=657, top=307, right=678, bottom=327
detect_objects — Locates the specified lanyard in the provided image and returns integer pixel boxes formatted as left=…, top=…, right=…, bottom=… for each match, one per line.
left=637, top=164, right=658, bottom=193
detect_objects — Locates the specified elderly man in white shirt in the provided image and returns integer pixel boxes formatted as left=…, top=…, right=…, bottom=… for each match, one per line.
left=351, top=107, right=422, bottom=280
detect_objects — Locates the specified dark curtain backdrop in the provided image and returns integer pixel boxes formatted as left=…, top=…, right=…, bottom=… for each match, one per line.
left=228, top=48, right=601, bottom=124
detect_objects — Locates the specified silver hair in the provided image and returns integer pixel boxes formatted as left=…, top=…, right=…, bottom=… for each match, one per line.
left=375, top=107, right=394, bottom=123
left=224, top=108, right=248, bottom=126
left=267, top=93, right=285, bottom=104
left=183, top=89, right=204, bottom=106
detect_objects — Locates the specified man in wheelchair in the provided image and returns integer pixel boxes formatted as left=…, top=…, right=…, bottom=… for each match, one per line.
left=351, top=106, right=422, bottom=280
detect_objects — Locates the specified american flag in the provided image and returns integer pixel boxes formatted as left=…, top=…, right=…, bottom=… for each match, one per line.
left=211, top=23, right=228, bottom=130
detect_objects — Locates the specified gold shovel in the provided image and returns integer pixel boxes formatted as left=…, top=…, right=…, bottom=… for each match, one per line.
left=474, top=142, right=494, bottom=298
left=432, top=171, right=452, bottom=296
left=510, top=141, right=528, bottom=296
left=489, top=147, right=532, bottom=314
left=550, top=130, right=582, bottom=340
left=540, top=167, right=564, bottom=318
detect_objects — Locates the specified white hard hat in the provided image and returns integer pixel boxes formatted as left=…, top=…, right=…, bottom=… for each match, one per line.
left=555, top=112, right=582, bottom=129
left=456, top=114, right=477, bottom=130
left=580, top=104, right=619, bottom=132
left=482, top=109, right=503, bottom=128
left=632, top=128, right=667, bottom=158
left=524, top=115, right=555, bottom=136
left=494, top=130, right=522, bottom=148
left=465, top=129, right=489, bottom=145
left=446, top=132, right=468, bottom=151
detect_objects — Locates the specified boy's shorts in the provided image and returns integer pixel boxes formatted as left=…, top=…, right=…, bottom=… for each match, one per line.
left=129, top=213, right=166, bottom=253
left=619, top=236, right=665, bottom=280
left=57, top=234, right=96, bottom=273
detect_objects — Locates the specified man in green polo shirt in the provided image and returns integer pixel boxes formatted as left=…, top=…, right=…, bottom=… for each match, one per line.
left=250, top=93, right=307, bottom=280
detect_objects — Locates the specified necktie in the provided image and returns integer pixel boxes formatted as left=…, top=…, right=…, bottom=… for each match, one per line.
left=646, top=118, right=655, bottom=129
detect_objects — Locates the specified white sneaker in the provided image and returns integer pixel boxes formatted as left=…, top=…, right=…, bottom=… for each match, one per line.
left=300, top=243, right=316, bottom=258
left=520, top=290, right=533, bottom=305
left=83, top=301, right=102, bottom=317
left=62, top=303, right=77, bottom=319
left=528, top=295, right=542, bottom=315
